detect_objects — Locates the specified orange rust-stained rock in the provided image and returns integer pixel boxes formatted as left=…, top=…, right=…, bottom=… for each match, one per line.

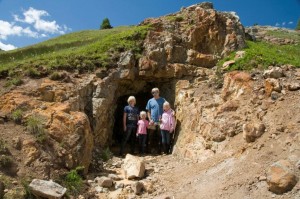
left=222, top=71, right=252, bottom=101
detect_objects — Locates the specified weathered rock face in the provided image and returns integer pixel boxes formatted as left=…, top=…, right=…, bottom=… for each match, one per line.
left=139, top=2, right=245, bottom=78
left=173, top=65, right=300, bottom=163
left=0, top=78, right=94, bottom=174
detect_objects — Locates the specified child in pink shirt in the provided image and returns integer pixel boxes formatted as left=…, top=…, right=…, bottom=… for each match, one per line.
left=160, top=101, right=175, bottom=154
left=137, top=111, right=149, bottom=155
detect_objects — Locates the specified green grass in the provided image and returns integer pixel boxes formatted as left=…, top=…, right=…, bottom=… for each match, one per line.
left=218, top=40, right=300, bottom=70
left=0, top=25, right=149, bottom=77
left=165, top=15, right=184, bottom=22
left=26, top=115, right=49, bottom=144
left=266, top=29, right=300, bottom=41
left=11, top=109, right=23, bottom=124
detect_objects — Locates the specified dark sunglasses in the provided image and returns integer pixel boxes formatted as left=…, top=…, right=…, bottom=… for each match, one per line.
left=152, top=91, right=158, bottom=94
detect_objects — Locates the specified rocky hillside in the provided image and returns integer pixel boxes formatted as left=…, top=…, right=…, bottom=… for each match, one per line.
left=0, top=2, right=299, bottom=199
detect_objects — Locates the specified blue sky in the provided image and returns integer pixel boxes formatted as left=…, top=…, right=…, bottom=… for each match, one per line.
left=0, top=0, right=299, bottom=51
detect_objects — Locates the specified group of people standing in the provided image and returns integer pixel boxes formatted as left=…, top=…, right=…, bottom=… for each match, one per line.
left=119, top=88, right=175, bottom=156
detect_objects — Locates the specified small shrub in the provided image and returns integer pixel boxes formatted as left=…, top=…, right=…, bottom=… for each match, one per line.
left=5, top=77, right=23, bottom=87
left=49, top=71, right=60, bottom=80
left=49, top=71, right=66, bottom=80
left=27, top=115, right=44, bottom=134
left=101, top=147, right=112, bottom=161
left=11, top=109, right=23, bottom=124
left=0, top=139, right=9, bottom=155
left=26, top=115, right=48, bottom=144
left=165, top=15, right=184, bottom=22
left=0, top=155, right=13, bottom=168
left=63, top=167, right=84, bottom=196
left=26, top=67, right=40, bottom=78
left=21, top=179, right=35, bottom=199
left=36, top=131, right=48, bottom=144
left=11, top=77, right=24, bottom=86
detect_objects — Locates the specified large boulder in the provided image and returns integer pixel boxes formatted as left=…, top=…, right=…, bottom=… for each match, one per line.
left=29, top=179, right=67, bottom=199
left=266, top=160, right=298, bottom=194
left=123, top=154, right=145, bottom=179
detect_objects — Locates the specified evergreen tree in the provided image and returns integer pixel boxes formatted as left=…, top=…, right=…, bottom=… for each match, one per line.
left=296, top=19, right=300, bottom=30
left=100, top=18, right=113, bottom=30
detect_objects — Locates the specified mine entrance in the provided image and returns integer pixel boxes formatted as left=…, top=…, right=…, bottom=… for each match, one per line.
left=110, top=80, right=176, bottom=155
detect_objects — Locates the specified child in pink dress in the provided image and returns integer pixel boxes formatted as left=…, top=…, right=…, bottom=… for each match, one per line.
left=136, top=111, right=149, bottom=155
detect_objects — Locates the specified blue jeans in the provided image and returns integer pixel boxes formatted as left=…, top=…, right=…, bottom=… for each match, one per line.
left=119, top=126, right=136, bottom=155
left=138, top=134, right=147, bottom=154
left=161, top=130, right=171, bottom=145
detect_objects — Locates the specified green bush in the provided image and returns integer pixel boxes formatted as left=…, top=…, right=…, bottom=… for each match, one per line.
left=49, top=71, right=68, bottom=81
left=63, top=167, right=84, bottom=196
left=26, top=67, right=40, bottom=78
left=5, top=77, right=24, bottom=87
left=0, top=155, right=13, bottom=168
left=101, top=147, right=112, bottom=161
left=11, top=109, right=23, bottom=124
left=0, top=139, right=9, bottom=155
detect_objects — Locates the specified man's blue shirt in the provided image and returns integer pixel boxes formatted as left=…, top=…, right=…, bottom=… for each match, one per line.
left=146, top=97, right=166, bottom=122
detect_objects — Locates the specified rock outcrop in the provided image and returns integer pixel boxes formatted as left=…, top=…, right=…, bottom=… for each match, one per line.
left=139, top=2, right=245, bottom=78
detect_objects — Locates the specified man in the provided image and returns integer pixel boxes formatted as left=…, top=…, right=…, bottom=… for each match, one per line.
left=146, top=88, right=165, bottom=154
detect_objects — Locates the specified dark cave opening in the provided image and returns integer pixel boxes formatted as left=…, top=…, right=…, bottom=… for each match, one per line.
left=110, top=80, right=177, bottom=154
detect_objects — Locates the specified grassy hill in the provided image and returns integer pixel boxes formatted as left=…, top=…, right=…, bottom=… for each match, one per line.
left=0, top=26, right=148, bottom=78
left=0, top=25, right=299, bottom=80
left=218, top=28, right=300, bottom=70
